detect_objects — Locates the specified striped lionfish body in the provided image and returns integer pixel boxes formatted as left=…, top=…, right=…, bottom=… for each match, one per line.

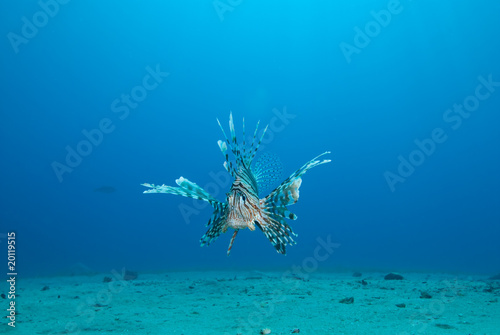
left=142, top=112, right=331, bottom=255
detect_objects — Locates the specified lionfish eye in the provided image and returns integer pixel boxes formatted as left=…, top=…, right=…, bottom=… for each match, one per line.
left=241, top=193, right=246, bottom=202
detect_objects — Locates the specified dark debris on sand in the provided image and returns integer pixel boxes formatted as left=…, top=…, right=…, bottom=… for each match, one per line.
left=489, top=273, right=500, bottom=280
left=339, top=297, right=355, bottom=304
left=384, top=273, right=404, bottom=280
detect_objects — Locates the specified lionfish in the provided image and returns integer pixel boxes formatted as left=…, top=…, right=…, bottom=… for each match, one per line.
left=142, top=113, right=331, bottom=255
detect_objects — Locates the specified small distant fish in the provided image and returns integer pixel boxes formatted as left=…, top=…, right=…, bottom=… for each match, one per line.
left=94, top=186, right=116, bottom=194
left=142, top=112, right=331, bottom=255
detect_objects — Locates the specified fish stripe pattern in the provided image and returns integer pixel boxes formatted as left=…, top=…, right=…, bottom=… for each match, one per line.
left=142, top=112, right=331, bottom=255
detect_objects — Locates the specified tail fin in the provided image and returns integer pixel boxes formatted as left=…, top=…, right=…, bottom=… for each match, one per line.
left=259, top=152, right=332, bottom=254
left=226, top=230, right=239, bottom=256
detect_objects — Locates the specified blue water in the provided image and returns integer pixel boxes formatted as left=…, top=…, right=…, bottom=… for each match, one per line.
left=1, top=0, right=499, bottom=277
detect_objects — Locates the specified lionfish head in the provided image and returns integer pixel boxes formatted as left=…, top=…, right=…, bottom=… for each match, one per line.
left=226, top=189, right=257, bottom=231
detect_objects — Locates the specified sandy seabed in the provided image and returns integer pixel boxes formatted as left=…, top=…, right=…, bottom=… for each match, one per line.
left=2, top=270, right=499, bottom=335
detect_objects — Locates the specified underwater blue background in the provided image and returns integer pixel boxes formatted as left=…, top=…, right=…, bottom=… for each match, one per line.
left=1, top=0, right=499, bottom=277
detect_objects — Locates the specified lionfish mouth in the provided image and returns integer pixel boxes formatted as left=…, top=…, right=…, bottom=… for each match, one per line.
left=226, top=212, right=256, bottom=231
left=227, top=220, right=250, bottom=231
